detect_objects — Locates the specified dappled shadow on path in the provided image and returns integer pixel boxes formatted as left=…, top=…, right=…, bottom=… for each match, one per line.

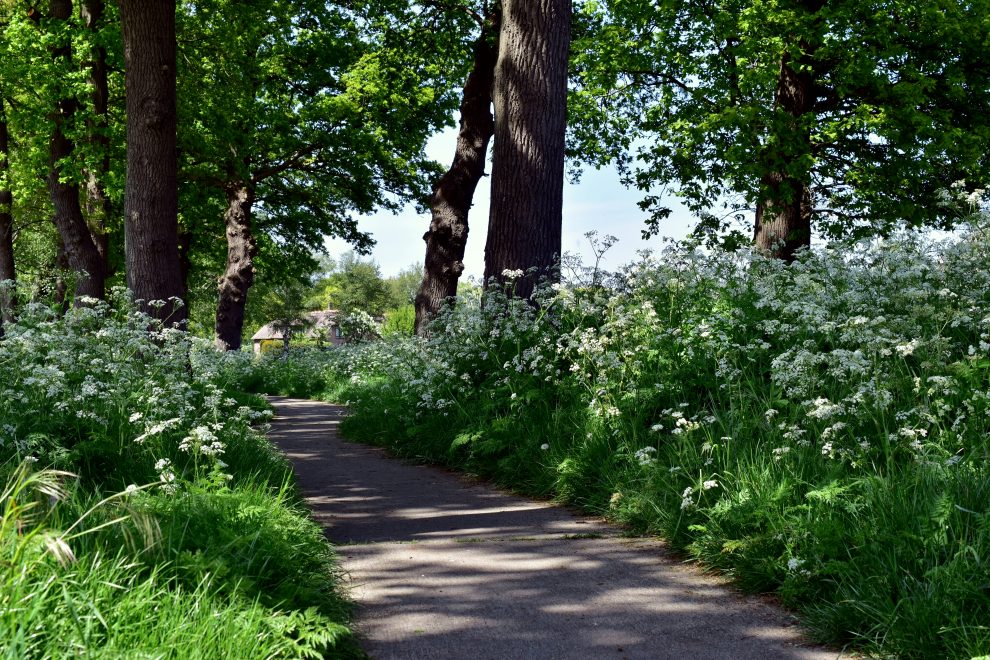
left=267, top=396, right=608, bottom=544
left=267, top=397, right=841, bottom=660
left=342, top=537, right=832, bottom=660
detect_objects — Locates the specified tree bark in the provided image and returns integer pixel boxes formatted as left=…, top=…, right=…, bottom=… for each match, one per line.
left=753, top=2, right=824, bottom=262
left=0, top=100, right=15, bottom=328
left=752, top=53, right=814, bottom=262
left=483, top=0, right=570, bottom=301
left=214, top=183, right=256, bottom=350
left=54, top=236, right=70, bottom=314
left=414, top=19, right=498, bottom=335
left=81, top=0, right=112, bottom=270
left=47, top=0, right=106, bottom=302
left=120, top=0, right=186, bottom=327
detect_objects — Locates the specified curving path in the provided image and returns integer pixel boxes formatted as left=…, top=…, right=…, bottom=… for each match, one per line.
left=267, top=397, right=843, bottom=660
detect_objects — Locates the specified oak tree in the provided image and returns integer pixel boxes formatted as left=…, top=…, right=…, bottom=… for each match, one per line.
left=120, top=0, right=186, bottom=325
left=483, top=0, right=571, bottom=299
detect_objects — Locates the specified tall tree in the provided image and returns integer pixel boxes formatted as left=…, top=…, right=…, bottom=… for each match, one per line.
left=0, top=97, right=14, bottom=327
left=41, top=0, right=106, bottom=301
left=483, top=0, right=570, bottom=300
left=80, top=0, right=112, bottom=267
left=751, top=0, right=824, bottom=260
left=572, top=0, right=990, bottom=260
left=179, top=0, right=456, bottom=349
left=120, top=0, right=186, bottom=326
left=414, top=6, right=499, bottom=335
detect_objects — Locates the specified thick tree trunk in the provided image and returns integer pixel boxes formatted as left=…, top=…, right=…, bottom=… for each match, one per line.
left=47, top=0, right=106, bottom=302
left=414, top=21, right=498, bottom=335
left=0, top=101, right=15, bottom=327
left=753, top=52, right=814, bottom=262
left=214, top=184, right=256, bottom=350
left=81, top=0, right=112, bottom=271
left=120, top=0, right=186, bottom=327
left=483, top=0, right=570, bottom=301
left=753, top=4, right=823, bottom=262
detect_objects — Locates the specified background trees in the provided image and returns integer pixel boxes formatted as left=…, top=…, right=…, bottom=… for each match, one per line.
left=0, top=0, right=985, bottom=338
left=572, top=0, right=990, bottom=259
left=179, top=0, right=458, bottom=348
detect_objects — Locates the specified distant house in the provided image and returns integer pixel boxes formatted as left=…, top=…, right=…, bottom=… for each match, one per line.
left=251, top=310, right=345, bottom=354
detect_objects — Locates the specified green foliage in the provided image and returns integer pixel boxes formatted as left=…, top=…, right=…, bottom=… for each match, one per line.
left=382, top=303, right=415, bottom=337
left=245, top=221, right=990, bottom=658
left=312, top=251, right=392, bottom=316
left=571, top=0, right=990, bottom=242
left=386, top=262, right=423, bottom=308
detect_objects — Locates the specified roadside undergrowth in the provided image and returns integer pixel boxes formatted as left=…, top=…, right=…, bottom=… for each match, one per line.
left=0, top=295, right=358, bottom=658
left=247, top=227, right=990, bottom=659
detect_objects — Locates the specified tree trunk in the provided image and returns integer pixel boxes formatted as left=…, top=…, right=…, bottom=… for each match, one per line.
left=214, top=184, right=256, bottom=350
left=120, top=0, right=186, bottom=327
left=54, top=236, right=70, bottom=314
left=414, top=19, right=498, bottom=335
left=47, top=0, right=106, bottom=302
left=753, top=3, right=823, bottom=262
left=81, top=0, right=112, bottom=271
left=0, top=100, right=15, bottom=328
left=483, top=0, right=570, bottom=301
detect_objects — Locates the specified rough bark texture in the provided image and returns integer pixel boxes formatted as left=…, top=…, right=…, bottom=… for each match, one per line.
left=0, top=101, right=15, bottom=327
left=483, top=0, right=570, bottom=301
left=752, top=1, right=823, bottom=262
left=82, top=0, right=112, bottom=269
left=120, top=0, right=187, bottom=327
left=214, top=184, right=257, bottom=350
left=414, top=22, right=498, bottom=335
left=47, top=0, right=106, bottom=302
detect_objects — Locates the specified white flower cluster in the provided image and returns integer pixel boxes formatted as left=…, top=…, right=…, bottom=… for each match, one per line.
left=0, top=292, right=266, bottom=492
left=249, top=221, right=990, bottom=487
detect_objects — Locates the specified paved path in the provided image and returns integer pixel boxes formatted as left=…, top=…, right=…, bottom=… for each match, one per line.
left=268, top=397, right=842, bottom=660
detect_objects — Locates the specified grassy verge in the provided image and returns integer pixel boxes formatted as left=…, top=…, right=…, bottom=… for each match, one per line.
left=0, top=297, right=358, bottom=658
left=247, top=232, right=990, bottom=659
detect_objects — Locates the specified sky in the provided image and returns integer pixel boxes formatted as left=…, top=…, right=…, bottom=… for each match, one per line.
left=325, top=127, right=698, bottom=279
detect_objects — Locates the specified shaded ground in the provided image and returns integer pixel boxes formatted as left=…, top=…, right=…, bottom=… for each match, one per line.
left=268, top=396, right=844, bottom=660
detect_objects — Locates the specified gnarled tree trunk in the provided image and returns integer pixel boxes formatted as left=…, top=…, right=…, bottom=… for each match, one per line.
left=120, top=0, right=186, bottom=327
left=214, top=184, right=256, bottom=350
left=414, top=19, right=498, bottom=335
left=47, top=0, right=106, bottom=302
left=483, top=0, right=570, bottom=300
left=0, top=100, right=15, bottom=328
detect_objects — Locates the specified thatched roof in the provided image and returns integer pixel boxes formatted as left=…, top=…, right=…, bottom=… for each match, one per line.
left=251, top=310, right=339, bottom=341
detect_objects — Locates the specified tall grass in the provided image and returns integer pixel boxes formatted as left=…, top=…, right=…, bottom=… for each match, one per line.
left=246, top=227, right=990, bottom=658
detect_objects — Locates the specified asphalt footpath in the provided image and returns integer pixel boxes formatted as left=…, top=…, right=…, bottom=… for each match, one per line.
left=267, top=396, right=844, bottom=660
